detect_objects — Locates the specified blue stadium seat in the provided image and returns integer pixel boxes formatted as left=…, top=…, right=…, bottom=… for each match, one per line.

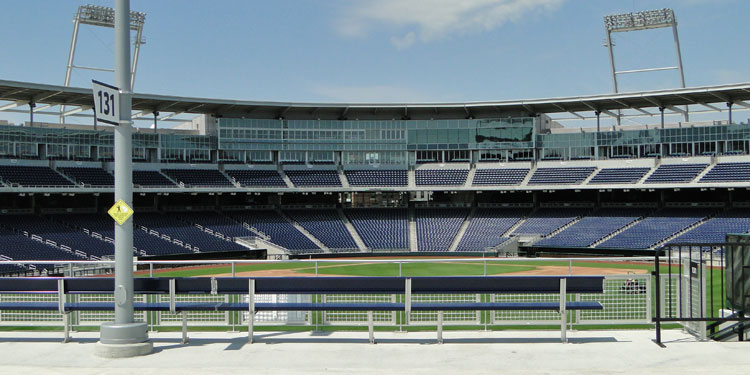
left=416, top=208, right=470, bottom=251
left=345, top=170, right=407, bottom=186
left=415, top=169, right=468, bottom=186
left=644, top=164, right=707, bottom=183
left=528, top=167, right=596, bottom=185
left=588, top=168, right=650, bottom=184
left=456, top=208, right=528, bottom=251
left=472, top=169, right=529, bottom=186
left=345, top=208, right=409, bottom=250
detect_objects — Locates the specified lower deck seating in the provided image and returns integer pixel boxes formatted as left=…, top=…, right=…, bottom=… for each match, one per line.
left=226, top=210, right=321, bottom=253
left=345, top=208, right=409, bottom=250
left=284, top=209, right=357, bottom=250
left=597, top=208, right=714, bottom=249
left=416, top=208, right=470, bottom=251
left=669, top=208, right=750, bottom=243
left=135, top=213, right=245, bottom=252
left=512, top=208, right=590, bottom=237
left=535, top=208, right=649, bottom=248
left=456, top=208, right=527, bottom=251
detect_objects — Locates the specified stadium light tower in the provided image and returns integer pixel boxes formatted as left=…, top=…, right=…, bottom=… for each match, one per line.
left=604, top=8, right=688, bottom=124
left=60, top=4, right=145, bottom=123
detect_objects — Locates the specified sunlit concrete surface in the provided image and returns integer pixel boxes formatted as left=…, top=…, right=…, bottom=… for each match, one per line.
left=0, top=329, right=747, bottom=374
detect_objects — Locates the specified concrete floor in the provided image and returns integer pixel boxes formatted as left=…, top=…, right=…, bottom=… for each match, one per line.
left=0, top=329, right=747, bottom=374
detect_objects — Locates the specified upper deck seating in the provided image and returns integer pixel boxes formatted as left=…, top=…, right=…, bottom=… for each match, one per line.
left=588, top=168, right=650, bottom=184
left=225, top=170, right=286, bottom=187
left=527, top=167, right=596, bottom=185
left=161, top=169, right=233, bottom=187
left=58, top=167, right=114, bottom=186
left=699, top=163, right=750, bottom=183
left=644, top=164, right=707, bottom=183
left=0, top=166, right=73, bottom=186
left=133, top=170, right=177, bottom=187
left=285, top=170, right=342, bottom=187
left=415, top=169, right=468, bottom=186
left=345, top=170, right=407, bottom=186
left=471, top=169, right=529, bottom=186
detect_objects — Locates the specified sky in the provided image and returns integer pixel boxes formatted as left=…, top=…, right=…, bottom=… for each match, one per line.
left=1, top=0, right=749, bottom=127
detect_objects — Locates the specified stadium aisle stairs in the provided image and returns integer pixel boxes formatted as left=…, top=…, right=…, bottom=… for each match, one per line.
left=276, top=209, right=330, bottom=252
left=503, top=207, right=537, bottom=236
left=279, top=169, right=295, bottom=188
left=635, top=164, right=658, bottom=184
left=693, top=159, right=718, bottom=182
left=464, top=167, right=476, bottom=188
left=448, top=206, right=476, bottom=251
left=408, top=169, right=416, bottom=189
left=520, top=164, right=537, bottom=186
left=409, top=207, right=418, bottom=252
left=589, top=209, right=653, bottom=248
left=337, top=208, right=366, bottom=251
left=338, top=168, right=350, bottom=188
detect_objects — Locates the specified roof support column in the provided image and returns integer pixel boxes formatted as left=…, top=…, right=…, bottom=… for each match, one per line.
left=29, top=101, right=35, bottom=127
left=727, top=102, right=733, bottom=125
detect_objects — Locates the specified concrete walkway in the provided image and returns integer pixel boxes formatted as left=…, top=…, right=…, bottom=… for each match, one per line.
left=0, top=329, right=747, bottom=374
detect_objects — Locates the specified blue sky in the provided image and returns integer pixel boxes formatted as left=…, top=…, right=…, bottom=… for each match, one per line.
left=1, top=0, right=748, bottom=126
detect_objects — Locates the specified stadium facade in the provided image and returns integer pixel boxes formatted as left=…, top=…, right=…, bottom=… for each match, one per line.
left=1, top=79, right=750, bottom=273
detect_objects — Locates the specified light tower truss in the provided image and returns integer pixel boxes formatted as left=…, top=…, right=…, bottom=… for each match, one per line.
left=60, top=4, right=146, bottom=123
left=604, top=8, right=687, bottom=124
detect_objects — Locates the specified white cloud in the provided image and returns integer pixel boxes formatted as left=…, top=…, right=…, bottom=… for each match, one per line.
left=336, top=0, right=564, bottom=48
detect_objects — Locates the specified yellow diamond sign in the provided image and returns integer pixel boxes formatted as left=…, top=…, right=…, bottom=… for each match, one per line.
left=108, top=199, right=134, bottom=225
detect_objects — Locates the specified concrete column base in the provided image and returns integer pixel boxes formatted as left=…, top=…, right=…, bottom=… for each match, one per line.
left=95, top=341, right=153, bottom=358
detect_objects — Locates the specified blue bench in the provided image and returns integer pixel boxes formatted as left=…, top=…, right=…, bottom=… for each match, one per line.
left=0, top=276, right=604, bottom=344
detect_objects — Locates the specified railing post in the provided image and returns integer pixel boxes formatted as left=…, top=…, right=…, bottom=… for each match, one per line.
left=653, top=248, right=664, bottom=347
left=231, top=262, right=235, bottom=277
left=149, top=263, right=153, bottom=277
left=315, top=261, right=318, bottom=276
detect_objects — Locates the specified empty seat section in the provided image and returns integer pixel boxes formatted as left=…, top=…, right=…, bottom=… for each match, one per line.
left=284, top=209, right=357, bottom=250
left=669, top=208, right=750, bottom=243
left=528, top=167, right=596, bottom=185
left=597, top=208, right=713, bottom=249
left=0, top=214, right=113, bottom=258
left=472, top=169, right=529, bottom=186
left=512, top=208, right=590, bottom=237
left=0, top=165, right=72, bottom=186
left=225, top=170, right=286, bottom=187
left=51, top=213, right=192, bottom=256
left=227, top=210, right=321, bottom=253
left=345, top=208, right=409, bottom=250
left=177, top=211, right=254, bottom=239
left=535, top=208, right=649, bottom=248
left=133, top=170, right=176, bottom=187
left=415, top=169, right=468, bottom=186
left=285, top=170, right=341, bottom=187
left=58, top=167, right=114, bottom=186
left=644, top=164, right=707, bottom=183
left=345, top=170, right=407, bottom=186
left=588, top=168, right=650, bottom=184
left=161, top=169, right=233, bottom=187
left=456, top=208, right=527, bottom=251
left=0, top=227, right=82, bottom=272
left=699, top=163, right=750, bottom=183
left=136, top=213, right=244, bottom=252
left=416, top=208, right=470, bottom=251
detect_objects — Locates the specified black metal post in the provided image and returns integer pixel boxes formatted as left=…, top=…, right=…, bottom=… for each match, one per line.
left=654, top=248, right=663, bottom=346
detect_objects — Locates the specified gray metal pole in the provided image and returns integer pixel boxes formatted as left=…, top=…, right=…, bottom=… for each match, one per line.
left=671, top=22, right=689, bottom=122
left=113, top=0, right=135, bottom=326
left=605, top=30, right=621, bottom=126
left=98, top=0, right=150, bottom=352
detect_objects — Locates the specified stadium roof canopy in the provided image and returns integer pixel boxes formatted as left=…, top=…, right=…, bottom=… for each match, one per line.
left=1, top=79, right=750, bottom=121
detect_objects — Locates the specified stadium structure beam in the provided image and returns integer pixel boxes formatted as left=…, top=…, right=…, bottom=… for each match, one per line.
left=698, top=102, right=722, bottom=112
left=159, top=111, right=183, bottom=121
left=62, top=106, right=90, bottom=117
left=0, top=101, right=25, bottom=111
